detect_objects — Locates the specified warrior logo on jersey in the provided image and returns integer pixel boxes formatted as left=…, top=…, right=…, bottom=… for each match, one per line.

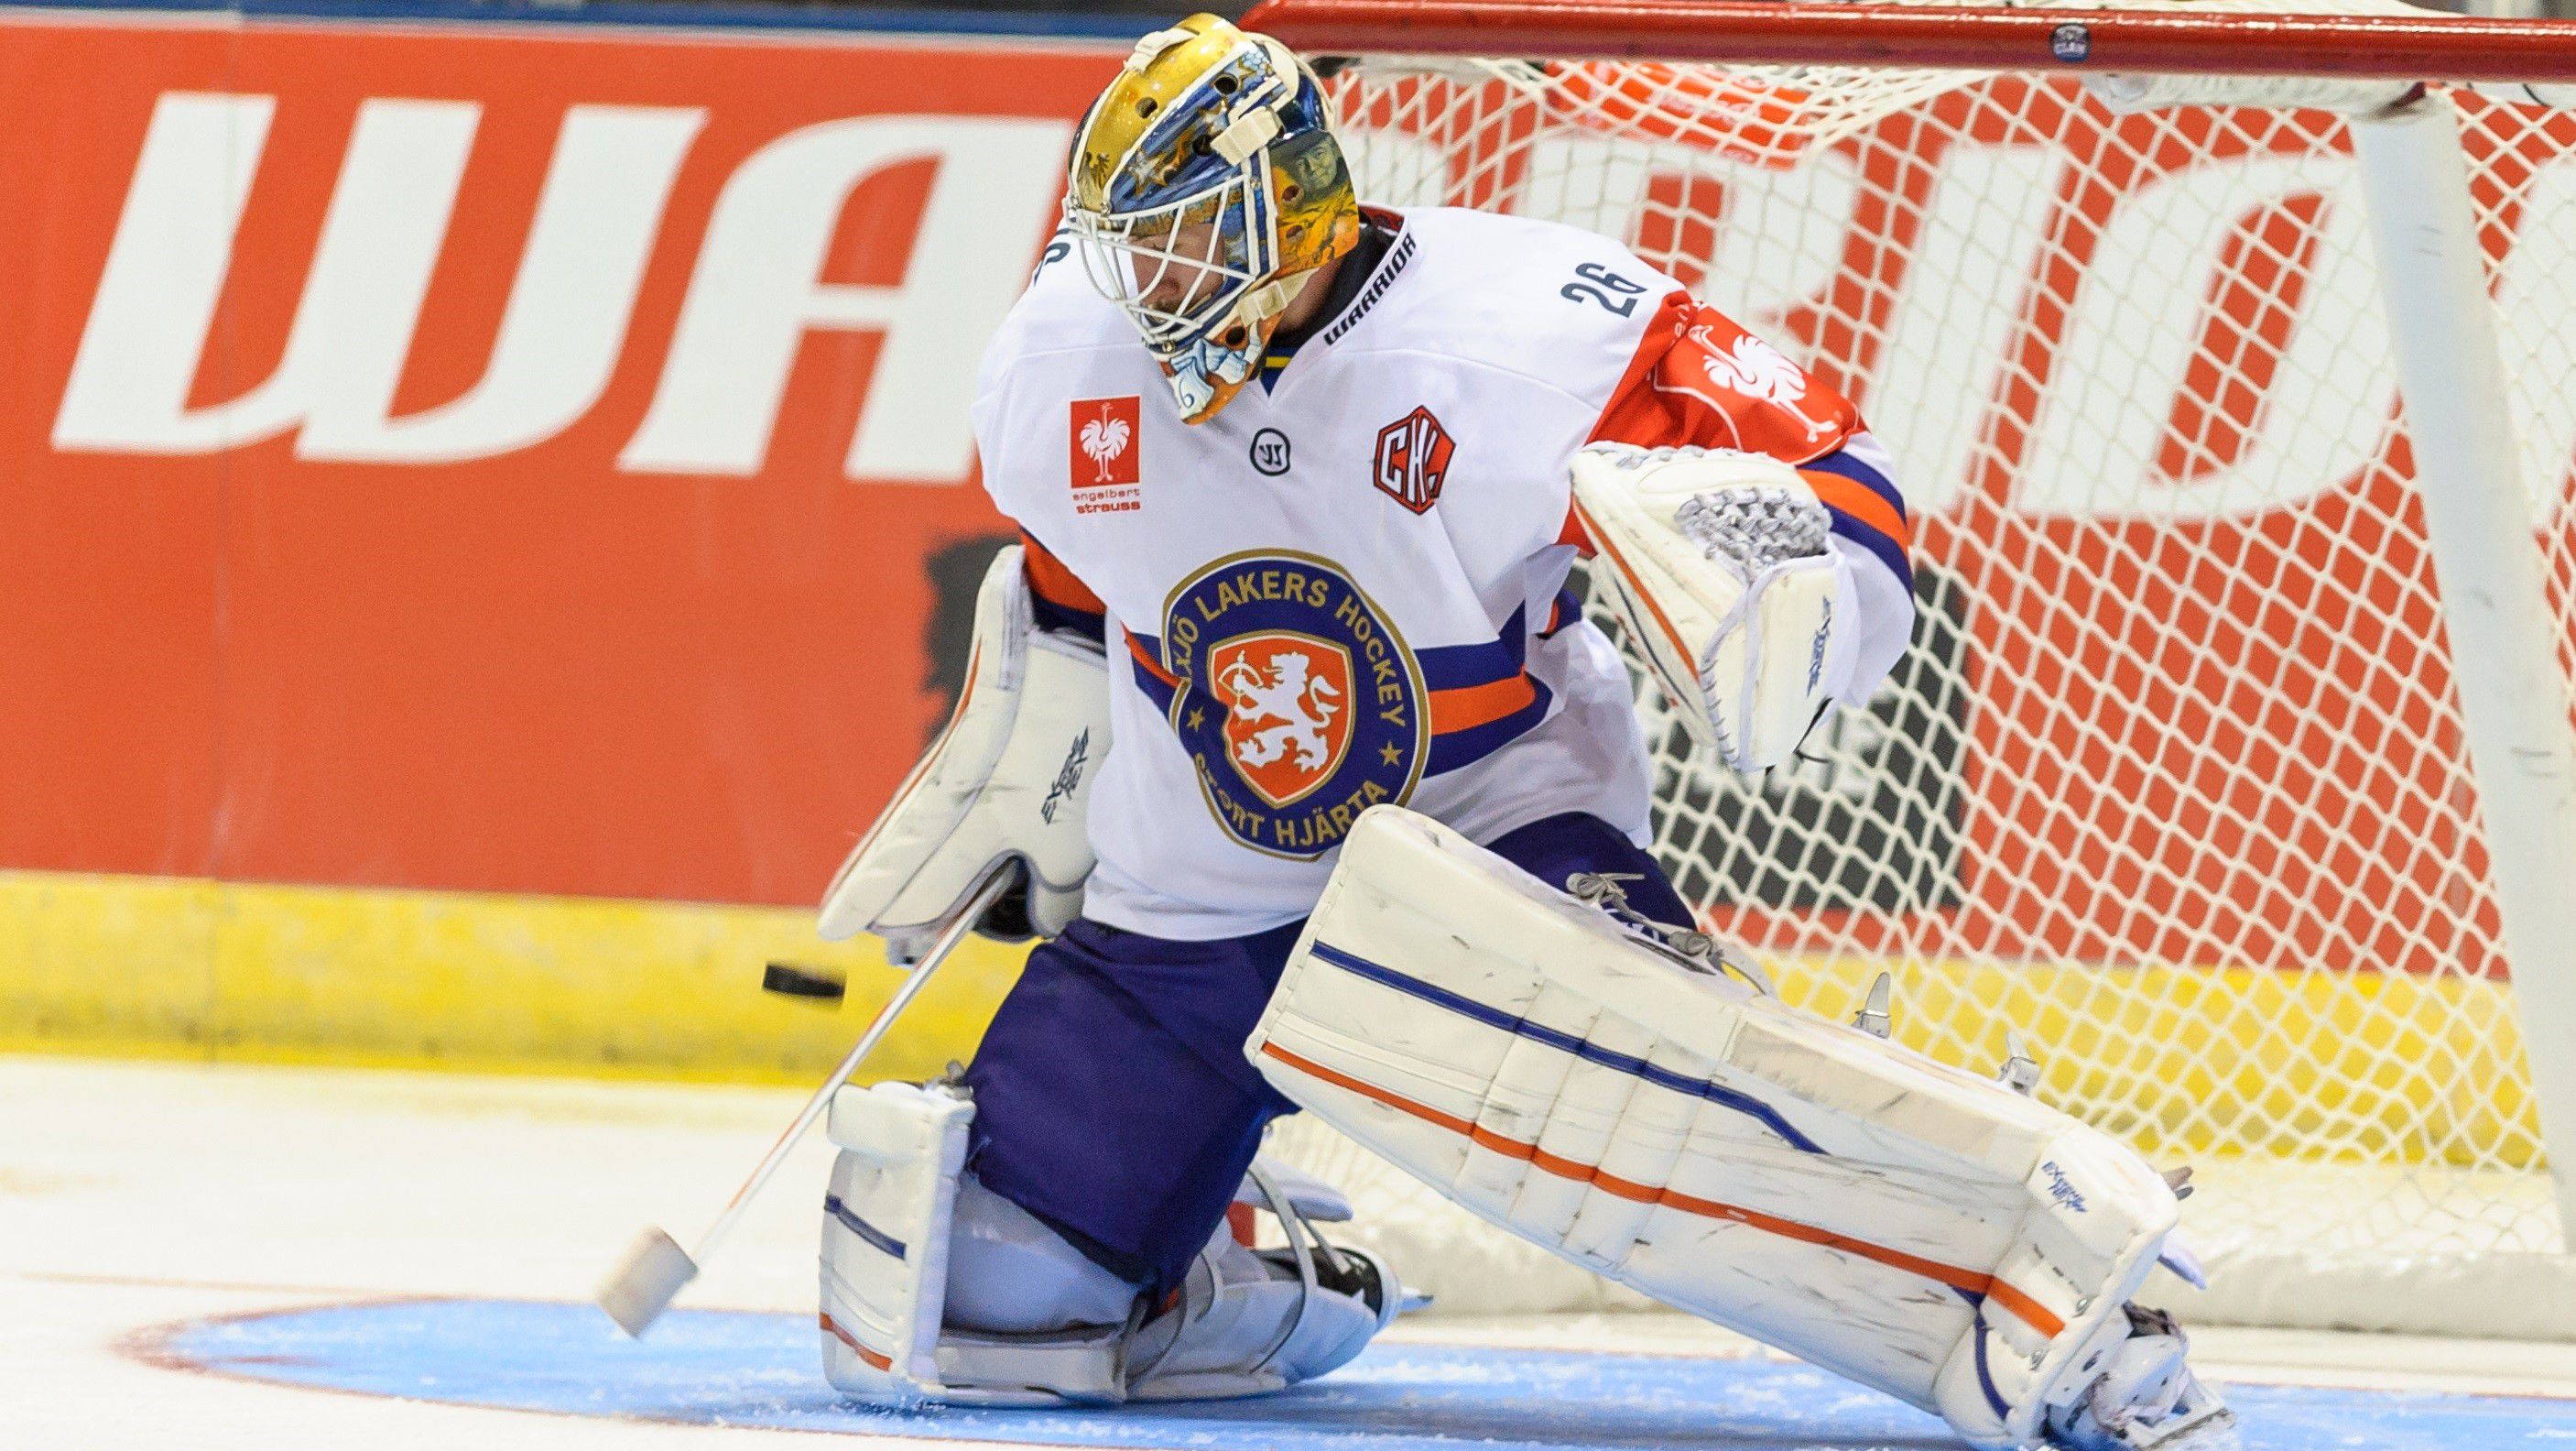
left=1159, top=552, right=1425, bottom=857
left=1372, top=406, right=1455, bottom=514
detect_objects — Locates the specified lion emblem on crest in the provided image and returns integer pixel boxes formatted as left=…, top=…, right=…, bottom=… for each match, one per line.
left=1212, top=638, right=1353, bottom=806
left=1221, top=649, right=1342, bottom=770
left=1159, top=552, right=1423, bottom=856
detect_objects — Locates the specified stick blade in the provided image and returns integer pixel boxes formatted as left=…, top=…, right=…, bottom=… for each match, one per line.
left=596, top=1226, right=697, bottom=1337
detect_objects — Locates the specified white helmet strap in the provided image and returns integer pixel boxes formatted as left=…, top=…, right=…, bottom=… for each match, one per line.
left=1124, top=25, right=1194, bottom=71
left=1242, top=267, right=1317, bottom=330
left=1212, top=108, right=1284, bottom=165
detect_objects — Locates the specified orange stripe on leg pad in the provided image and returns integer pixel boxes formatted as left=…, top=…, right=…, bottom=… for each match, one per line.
left=820, top=1312, right=894, bottom=1371
left=1255, top=1041, right=2065, bottom=1338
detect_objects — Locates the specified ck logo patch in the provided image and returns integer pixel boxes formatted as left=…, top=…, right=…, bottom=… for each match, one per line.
left=1372, top=406, right=1453, bottom=514
left=1070, top=396, right=1142, bottom=514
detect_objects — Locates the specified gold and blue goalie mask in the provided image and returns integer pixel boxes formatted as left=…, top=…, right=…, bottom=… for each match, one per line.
left=1067, top=15, right=1360, bottom=423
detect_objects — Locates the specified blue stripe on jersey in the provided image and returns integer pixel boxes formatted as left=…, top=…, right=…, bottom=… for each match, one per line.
left=1800, top=448, right=1908, bottom=522
left=1416, top=603, right=1528, bottom=691
left=1030, top=591, right=1105, bottom=642
left=1425, top=678, right=1555, bottom=777
left=1537, top=586, right=1581, bottom=639
left=1129, top=608, right=1561, bottom=779
left=1126, top=631, right=1179, bottom=715
left=1822, top=506, right=1914, bottom=595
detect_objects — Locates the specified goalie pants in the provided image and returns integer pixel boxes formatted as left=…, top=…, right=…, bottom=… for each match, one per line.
left=961, top=810, right=1691, bottom=1294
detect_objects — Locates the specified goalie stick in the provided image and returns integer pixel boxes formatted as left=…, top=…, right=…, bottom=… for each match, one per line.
left=594, top=866, right=1016, bottom=1336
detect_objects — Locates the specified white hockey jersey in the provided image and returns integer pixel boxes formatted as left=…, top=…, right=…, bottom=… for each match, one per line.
left=973, top=207, right=1915, bottom=940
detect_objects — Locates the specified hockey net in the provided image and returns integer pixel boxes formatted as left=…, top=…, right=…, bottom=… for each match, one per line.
left=1249, top=0, right=2576, bottom=1337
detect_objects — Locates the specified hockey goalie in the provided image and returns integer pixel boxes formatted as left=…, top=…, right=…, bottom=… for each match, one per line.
left=807, top=14, right=2234, bottom=1448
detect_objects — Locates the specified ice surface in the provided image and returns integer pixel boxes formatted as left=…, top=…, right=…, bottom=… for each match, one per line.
left=8, top=1057, right=2576, bottom=1450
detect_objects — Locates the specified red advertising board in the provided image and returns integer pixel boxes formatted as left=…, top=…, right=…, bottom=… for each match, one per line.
left=0, top=14, right=1120, bottom=906
left=6, top=11, right=2570, bottom=1000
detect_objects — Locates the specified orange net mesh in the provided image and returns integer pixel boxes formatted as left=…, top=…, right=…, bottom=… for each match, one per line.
left=1267, top=49, right=2576, bottom=1334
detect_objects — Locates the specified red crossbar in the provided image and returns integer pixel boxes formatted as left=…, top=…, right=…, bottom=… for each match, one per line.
left=1242, top=0, right=2576, bottom=85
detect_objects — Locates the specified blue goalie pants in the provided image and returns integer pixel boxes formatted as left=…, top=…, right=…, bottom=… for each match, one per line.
left=961, top=810, right=1693, bottom=1294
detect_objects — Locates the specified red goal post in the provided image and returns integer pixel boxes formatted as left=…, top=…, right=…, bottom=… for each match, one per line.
left=1242, top=0, right=2576, bottom=1338
left=1247, top=0, right=2576, bottom=83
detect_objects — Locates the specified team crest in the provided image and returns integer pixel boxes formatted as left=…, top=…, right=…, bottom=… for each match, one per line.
left=1212, top=633, right=1352, bottom=807
left=1159, top=553, right=1425, bottom=857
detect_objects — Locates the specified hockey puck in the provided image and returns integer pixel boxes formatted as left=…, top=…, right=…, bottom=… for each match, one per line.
left=761, top=961, right=847, bottom=1004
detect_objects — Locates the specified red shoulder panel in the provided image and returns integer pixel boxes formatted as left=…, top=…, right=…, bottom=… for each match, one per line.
left=1586, top=291, right=1860, bottom=464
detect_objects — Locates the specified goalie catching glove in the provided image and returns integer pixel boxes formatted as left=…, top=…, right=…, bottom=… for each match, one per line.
left=818, top=547, right=1109, bottom=962
left=1572, top=443, right=1865, bottom=772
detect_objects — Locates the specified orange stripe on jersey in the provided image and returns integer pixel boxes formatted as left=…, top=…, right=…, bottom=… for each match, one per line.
left=1020, top=530, right=1106, bottom=615
left=1799, top=470, right=1911, bottom=552
left=1125, top=630, right=1179, bottom=689
left=1255, top=1041, right=2067, bottom=1340
left=1429, top=675, right=1538, bottom=735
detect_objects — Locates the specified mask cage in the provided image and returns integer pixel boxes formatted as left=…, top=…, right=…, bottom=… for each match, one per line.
left=1072, top=154, right=1281, bottom=358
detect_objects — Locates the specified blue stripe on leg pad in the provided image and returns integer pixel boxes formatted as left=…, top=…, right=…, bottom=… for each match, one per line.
left=1302, top=940, right=1823, bottom=1155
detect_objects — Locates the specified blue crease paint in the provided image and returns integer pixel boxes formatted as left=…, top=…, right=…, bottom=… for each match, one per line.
left=149, top=1298, right=2576, bottom=1450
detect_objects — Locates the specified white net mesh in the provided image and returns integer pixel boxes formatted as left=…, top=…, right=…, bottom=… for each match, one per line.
left=1262, top=34, right=2576, bottom=1336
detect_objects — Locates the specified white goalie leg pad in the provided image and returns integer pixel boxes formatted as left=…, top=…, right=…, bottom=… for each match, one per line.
left=817, top=546, right=1108, bottom=961
left=819, top=1080, right=975, bottom=1402
left=945, top=1177, right=1142, bottom=1336
left=821, top=1087, right=1397, bottom=1408
left=821, top=1084, right=1129, bottom=1407
left=1246, top=806, right=2193, bottom=1450
left=1572, top=443, right=1860, bottom=772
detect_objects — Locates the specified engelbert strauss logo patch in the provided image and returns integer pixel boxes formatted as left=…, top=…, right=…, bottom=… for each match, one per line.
left=1158, top=552, right=1426, bottom=857
left=1069, top=396, right=1141, bottom=515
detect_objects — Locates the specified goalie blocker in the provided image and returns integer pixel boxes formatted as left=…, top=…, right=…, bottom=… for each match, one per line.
left=817, top=545, right=1108, bottom=962
left=1246, top=806, right=2234, bottom=1451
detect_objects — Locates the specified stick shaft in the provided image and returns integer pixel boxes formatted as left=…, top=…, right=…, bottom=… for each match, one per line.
left=690, top=869, right=1013, bottom=1263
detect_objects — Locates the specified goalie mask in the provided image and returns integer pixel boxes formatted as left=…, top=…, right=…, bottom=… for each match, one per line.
left=1067, top=14, right=1361, bottom=423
